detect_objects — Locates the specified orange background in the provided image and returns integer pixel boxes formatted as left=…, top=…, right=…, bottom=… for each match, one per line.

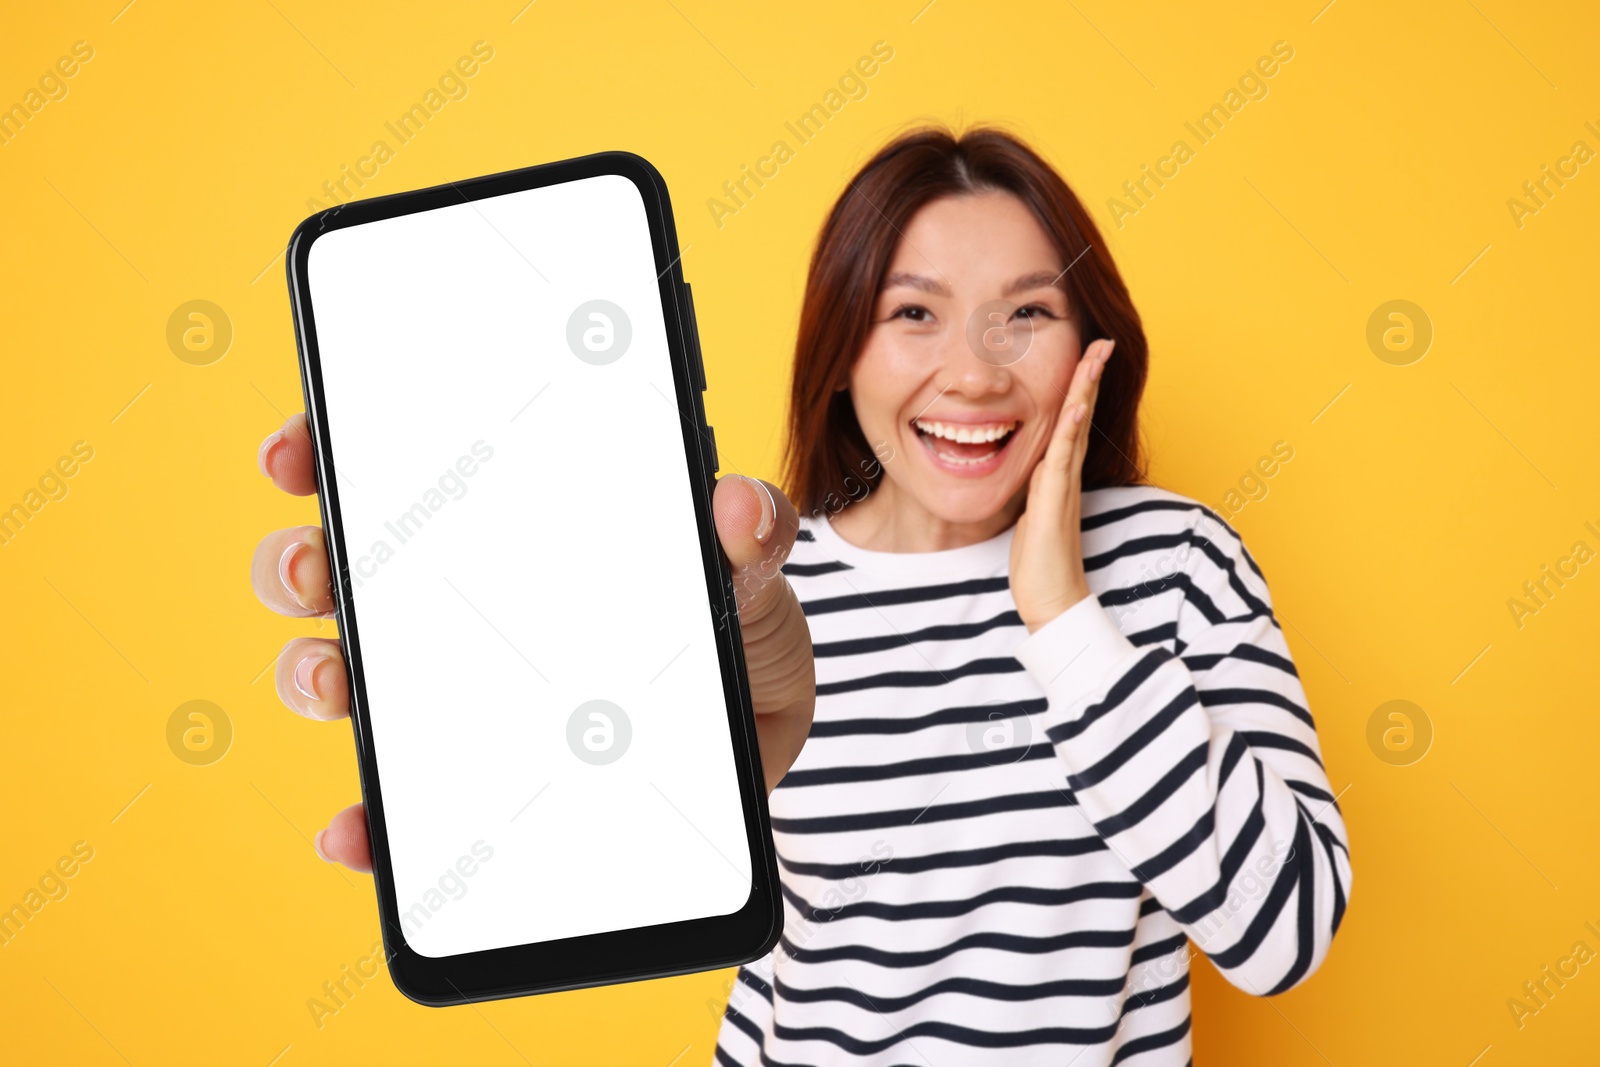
left=2, top=0, right=1596, bottom=1063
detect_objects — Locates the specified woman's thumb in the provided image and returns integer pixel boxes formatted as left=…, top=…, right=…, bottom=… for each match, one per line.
left=713, top=475, right=796, bottom=617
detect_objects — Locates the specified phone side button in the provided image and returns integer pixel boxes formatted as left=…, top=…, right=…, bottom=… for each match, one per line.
left=705, top=425, right=719, bottom=473
left=684, top=283, right=707, bottom=392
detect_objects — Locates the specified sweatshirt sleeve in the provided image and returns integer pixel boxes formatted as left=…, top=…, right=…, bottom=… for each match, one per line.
left=1012, top=508, right=1352, bottom=996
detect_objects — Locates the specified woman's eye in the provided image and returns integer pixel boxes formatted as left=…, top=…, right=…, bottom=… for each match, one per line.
left=888, top=304, right=931, bottom=323
left=1015, top=304, right=1056, bottom=320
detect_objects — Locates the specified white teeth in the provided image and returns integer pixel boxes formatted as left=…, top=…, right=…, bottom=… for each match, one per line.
left=912, top=419, right=1018, bottom=444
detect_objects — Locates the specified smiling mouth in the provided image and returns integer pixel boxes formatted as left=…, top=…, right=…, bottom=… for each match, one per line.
left=911, top=417, right=1020, bottom=467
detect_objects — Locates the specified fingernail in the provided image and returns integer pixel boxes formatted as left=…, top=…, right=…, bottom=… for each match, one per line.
left=1104, top=338, right=1117, bottom=358
left=258, top=430, right=285, bottom=477
left=279, top=541, right=316, bottom=609
left=314, top=830, right=332, bottom=862
left=742, top=475, right=776, bottom=543
left=294, top=653, right=331, bottom=703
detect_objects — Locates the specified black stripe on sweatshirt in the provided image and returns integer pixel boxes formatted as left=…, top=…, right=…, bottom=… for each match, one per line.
left=1119, top=735, right=1251, bottom=883
left=782, top=559, right=853, bottom=577
left=1131, top=932, right=1189, bottom=967
left=780, top=876, right=1144, bottom=925
left=1239, top=730, right=1323, bottom=766
left=721, top=1004, right=763, bottom=1043
left=1067, top=688, right=1201, bottom=790
left=1200, top=686, right=1316, bottom=732
left=1080, top=496, right=1200, bottom=533
left=770, top=1017, right=1123, bottom=1055
left=1311, top=816, right=1349, bottom=936
left=1128, top=620, right=1180, bottom=648
left=1109, top=1015, right=1193, bottom=1064
left=769, top=788, right=1075, bottom=835
left=816, top=655, right=1023, bottom=696
left=1092, top=741, right=1209, bottom=839
left=812, top=609, right=1023, bottom=658
left=1168, top=743, right=1263, bottom=924
left=1080, top=496, right=1266, bottom=585
left=1095, top=575, right=1278, bottom=634
left=772, top=971, right=1128, bottom=1013
left=1184, top=641, right=1299, bottom=679
left=1084, top=527, right=1277, bottom=620
left=746, top=981, right=1190, bottom=1064
left=804, top=697, right=1048, bottom=739
left=1263, top=815, right=1318, bottom=994
left=1046, top=647, right=1174, bottom=744
left=736, top=965, right=774, bottom=1003
left=779, top=925, right=1135, bottom=970
left=1185, top=532, right=1274, bottom=619
left=799, top=575, right=1013, bottom=616
left=1201, top=814, right=1305, bottom=972
left=779, top=742, right=1054, bottom=789
left=1285, top=778, right=1341, bottom=815
left=775, top=834, right=1109, bottom=880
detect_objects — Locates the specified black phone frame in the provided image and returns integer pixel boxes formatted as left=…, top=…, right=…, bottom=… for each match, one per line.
left=284, top=151, right=781, bottom=1006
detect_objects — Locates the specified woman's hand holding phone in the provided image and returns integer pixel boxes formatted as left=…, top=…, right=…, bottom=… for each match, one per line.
left=251, top=412, right=816, bottom=873
left=1008, top=338, right=1116, bottom=633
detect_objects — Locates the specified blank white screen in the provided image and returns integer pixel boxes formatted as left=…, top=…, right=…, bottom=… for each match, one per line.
left=307, top=173, right=750, bottom=958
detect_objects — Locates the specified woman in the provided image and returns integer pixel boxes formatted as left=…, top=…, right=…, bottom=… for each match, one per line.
left=254, top=125, right=1350, bottom=1065
left=712, top=125, right=1352, bottom=1064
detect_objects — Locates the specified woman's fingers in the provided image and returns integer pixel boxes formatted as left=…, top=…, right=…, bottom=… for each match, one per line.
left=315, top=803, right=373, bottom=873
left=253, top=416, right=333, bottom=618
left=1070, top=339, right=1114, bottom=474
left=252, top=525, right=336, bottom=618
left=714, top=474, right=796, bottom=623
left=1049, top=338, right=1113, bottom=471
left=1028, top=339, right=1114, bottom=517
left=1008, top=339, right=1115, bottom=631
left=259, top=413, right=319, bottom=496
left=713, top=474, right=816, bottom=792
left=275, top=637, right=349, bottom=720
left=258, top=414, right=363, bottom=870
left=256, top=415, right=363, bottom=876
left=254, top=416, right=332, bottom=614
left=1086, top=337, right=1114, bottom=385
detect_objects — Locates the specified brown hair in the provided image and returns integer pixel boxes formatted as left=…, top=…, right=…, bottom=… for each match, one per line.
left=779, top=123, right=1148, bottom=517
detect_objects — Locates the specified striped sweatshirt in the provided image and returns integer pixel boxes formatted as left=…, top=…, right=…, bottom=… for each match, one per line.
left=714, top=484, right=1352, bottom=1066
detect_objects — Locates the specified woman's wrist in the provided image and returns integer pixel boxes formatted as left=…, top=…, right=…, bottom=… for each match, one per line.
left=1019, top=583, right=1091, bottom=633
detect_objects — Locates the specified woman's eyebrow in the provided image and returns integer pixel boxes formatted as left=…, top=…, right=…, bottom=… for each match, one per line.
left=1003, top=269, right=1067, bottom=295
left=882, top=271, right=949, bottom=295
left=880, top=269, right=1067, bottom=296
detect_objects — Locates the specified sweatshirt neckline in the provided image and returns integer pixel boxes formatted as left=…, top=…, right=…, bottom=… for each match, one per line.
left=804, top=511, right=1016, bottom=580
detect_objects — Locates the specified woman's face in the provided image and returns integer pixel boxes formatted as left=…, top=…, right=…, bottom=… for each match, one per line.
left=849, top=190, right=1084, bottom=529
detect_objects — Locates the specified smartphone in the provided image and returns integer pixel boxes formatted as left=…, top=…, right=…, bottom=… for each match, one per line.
left=283, top=152, right=781, bottom=1005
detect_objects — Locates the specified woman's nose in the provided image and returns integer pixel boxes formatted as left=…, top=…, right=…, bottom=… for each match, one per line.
left=938, top=306, right=1016, bottom=393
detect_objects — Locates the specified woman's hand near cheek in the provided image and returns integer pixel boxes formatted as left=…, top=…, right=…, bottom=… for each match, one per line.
left=1009, top=339, right=1115, bottom=633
